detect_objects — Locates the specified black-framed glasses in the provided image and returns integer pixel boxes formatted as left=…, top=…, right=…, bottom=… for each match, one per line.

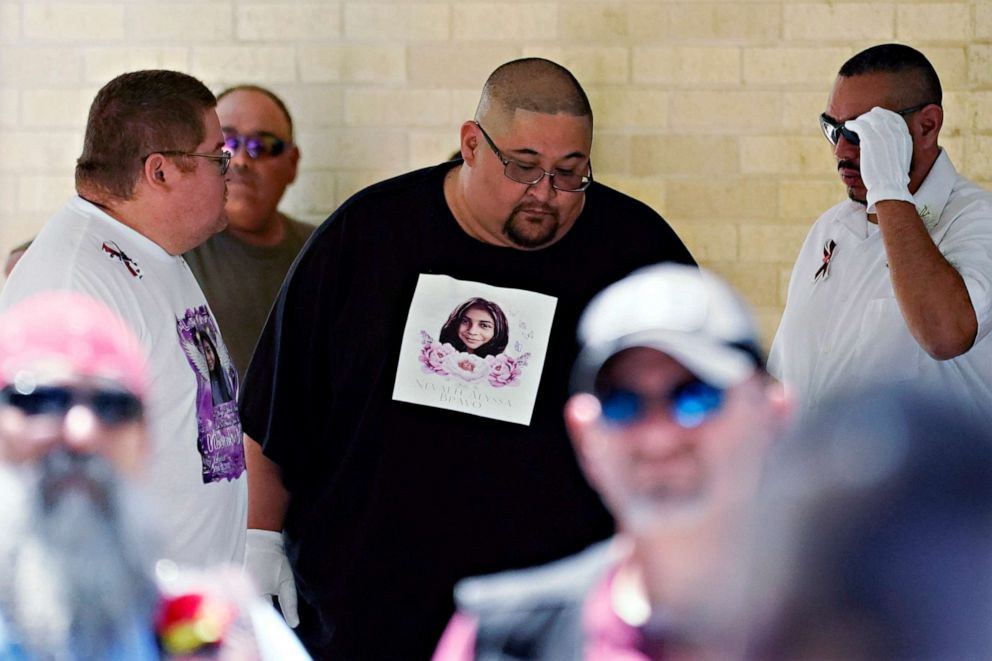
left=145, top=150, right=231, bottom=175
left=818, top=103, right=934, bottom=146
left=1, top=384, right=144, bottom=426
left=473, top=121, right=593, bottom=193
left=597, top=379, right=725, bottom=429
left=223, top=131, right=289, bottom=159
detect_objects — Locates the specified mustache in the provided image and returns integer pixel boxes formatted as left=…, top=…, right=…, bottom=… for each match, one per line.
left=38, top=449, right=115, bottom=516
left=225, top=169, right=256, bottom=185
left=838, top=159, right=860, bottom=172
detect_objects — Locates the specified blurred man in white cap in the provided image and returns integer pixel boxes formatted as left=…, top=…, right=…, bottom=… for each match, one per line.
left=0, top=292, right=310, bottom=661
left=433, top=263, right=789, bottom=660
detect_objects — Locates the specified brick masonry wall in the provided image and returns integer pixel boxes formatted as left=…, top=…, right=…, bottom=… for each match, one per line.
left=1, top=0, right=989, bottom=345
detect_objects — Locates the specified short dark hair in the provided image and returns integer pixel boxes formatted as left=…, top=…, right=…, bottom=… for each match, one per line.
left=477, top=58, right=593, bottom=127
left=75, top=70, right=217, bottom=201
left=838, top=43, right=942, bottom=107
left=217, top=84, right=294, bottom=139
left=439, top=298, right=510, bottom=358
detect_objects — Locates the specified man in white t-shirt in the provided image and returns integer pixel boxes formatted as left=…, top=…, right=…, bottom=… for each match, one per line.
left=0, top=70, right=247, bottom=568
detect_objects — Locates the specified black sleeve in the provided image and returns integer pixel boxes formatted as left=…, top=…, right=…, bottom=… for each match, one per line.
left=239, top=211, right=348, bottom=494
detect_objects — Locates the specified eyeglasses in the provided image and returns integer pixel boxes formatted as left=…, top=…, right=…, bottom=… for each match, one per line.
left=1, top=384, right=143, bottom=426
left=818, top=103, right=933, bottom=146
left=146, top=150, right=231, bottom=175
left=473, top=121, right=593, bottom=193
left=597, top=380, right=725, bottom=429
left=223, top=131, right=289, bottom=159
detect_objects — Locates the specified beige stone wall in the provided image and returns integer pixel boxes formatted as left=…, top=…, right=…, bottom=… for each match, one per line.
left=1, top=1, right=990, bottom=344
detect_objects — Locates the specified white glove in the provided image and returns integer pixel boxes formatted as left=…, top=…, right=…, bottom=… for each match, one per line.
left=244, top=528, right=299, bottom=628
left=844, top=106, right=915, bottom=213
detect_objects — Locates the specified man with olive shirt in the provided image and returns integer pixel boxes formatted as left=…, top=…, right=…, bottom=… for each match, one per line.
left=185, top=85, right=312, bottom=374
left=240, top=58, right=694, bottom=658
left=770, top=43, right=992, bottom=417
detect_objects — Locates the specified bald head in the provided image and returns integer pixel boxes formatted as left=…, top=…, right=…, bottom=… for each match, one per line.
left=475, top=58, right=592, bottom=131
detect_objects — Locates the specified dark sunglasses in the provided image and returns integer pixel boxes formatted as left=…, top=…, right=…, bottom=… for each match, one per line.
left=223, top=131, right=289, bottom=159
left=597, top=379, right=725, bottom=429
left=818, top=103, right=933, bottom=146
left=0, top=385, right=143, bottom=425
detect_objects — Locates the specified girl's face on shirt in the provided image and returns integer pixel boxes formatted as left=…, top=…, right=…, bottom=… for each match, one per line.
left=458, top=307, right=495, bottom=351
left=202, top=339, right=217, bottom=371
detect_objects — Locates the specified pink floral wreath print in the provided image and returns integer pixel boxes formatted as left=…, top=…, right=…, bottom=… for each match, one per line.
left=418, top=331, right=531, bottom=388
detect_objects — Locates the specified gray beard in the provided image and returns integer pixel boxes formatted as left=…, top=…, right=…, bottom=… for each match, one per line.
left=0, top=451, right=159, bottom=659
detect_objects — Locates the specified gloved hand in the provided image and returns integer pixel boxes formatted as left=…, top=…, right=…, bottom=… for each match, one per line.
left=244, top=528, right=299, bottom=627
left=844, top=106, right=915, bottom=213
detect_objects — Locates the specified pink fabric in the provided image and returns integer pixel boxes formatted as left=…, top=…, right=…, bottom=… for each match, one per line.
left=582, top=568, right=654, bottom=661
left=431, top=568, right=657, bottom=660
left=0, top=291, right=149, bottom=396
left=432, top=611, right=478, bottom=661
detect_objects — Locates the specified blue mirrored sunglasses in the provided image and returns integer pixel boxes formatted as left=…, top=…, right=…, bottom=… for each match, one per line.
left=0, top=385, right=143, bottom=425
left=598, top=380, right=725, bottom=429
left=223, top=131, right=288, bottom=159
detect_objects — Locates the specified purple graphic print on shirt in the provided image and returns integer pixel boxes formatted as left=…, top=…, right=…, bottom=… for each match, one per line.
left=177, top=306, right=246, bottom=483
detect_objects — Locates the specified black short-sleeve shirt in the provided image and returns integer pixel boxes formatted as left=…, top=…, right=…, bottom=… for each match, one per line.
left=241, top=162, right=694, bottom=659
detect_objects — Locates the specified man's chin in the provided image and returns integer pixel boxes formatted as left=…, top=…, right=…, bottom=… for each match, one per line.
left=504, top=216, right=560, bottom=249
left=846, top=187, right=868, bottom=206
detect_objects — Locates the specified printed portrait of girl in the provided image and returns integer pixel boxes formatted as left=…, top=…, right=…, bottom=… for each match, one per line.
left=438, top=297, right=509, bottom=358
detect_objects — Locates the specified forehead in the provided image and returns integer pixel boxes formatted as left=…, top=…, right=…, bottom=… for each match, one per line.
left=495, top=108, right=592, bottom=160
left=826, top=72, right=899, bottom=120
left=197, top=109, right=224, bottom=148
left=598, top=347, right=692, bottom=390
left=217, top=89, right=291, bottom=136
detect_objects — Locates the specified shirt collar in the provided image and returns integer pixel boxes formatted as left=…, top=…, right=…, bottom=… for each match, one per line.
left=911, top=148, right=956, bottom=234
left=832, top=148, right=956, bottom=240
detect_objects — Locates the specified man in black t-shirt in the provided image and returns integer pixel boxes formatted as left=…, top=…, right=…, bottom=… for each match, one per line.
left=241, top=58, right=695, bottom=659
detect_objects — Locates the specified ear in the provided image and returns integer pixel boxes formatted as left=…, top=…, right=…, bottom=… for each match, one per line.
left=564, top=393, right=602, bottom=464
left=458, top=121, right=481, bottom=166
left=763, top=377, right=794, bottom=440
left=143, top=153, right=171, bottom=191
left=916, top=103, right=943, bottom=149
left=286, top=144, right=301, bottom=185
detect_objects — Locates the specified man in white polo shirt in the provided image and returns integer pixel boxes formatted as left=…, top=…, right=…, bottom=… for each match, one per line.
left=770, top=43, right=992, bottom=417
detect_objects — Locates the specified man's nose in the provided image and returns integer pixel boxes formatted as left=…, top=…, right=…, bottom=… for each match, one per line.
left=630, top=406, right=695, bottom=451
left=228, top=143, right=252, bottom=168
left=62, top=405, right=101, bottom=453
left=527, top=172, right=557, bottom=201
left=833, top=133, right=859, bottom=159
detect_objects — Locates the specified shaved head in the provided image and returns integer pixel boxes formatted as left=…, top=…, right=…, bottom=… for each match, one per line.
left=475, top=58, right=593, bottom=131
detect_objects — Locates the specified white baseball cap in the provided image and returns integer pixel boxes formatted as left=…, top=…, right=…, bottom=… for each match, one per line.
left=572, top=263, right=764, bottom=393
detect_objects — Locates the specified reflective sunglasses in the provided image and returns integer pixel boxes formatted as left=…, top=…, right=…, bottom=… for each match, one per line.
left=818, top=103, right=933, bottom=146
left=597, top=380, right=725, bottom=429
left=0, top=385, right=143, bottom=425
left=223, top=131, right=289, bottom=159
left=473, top=121, right=593, bottom=193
